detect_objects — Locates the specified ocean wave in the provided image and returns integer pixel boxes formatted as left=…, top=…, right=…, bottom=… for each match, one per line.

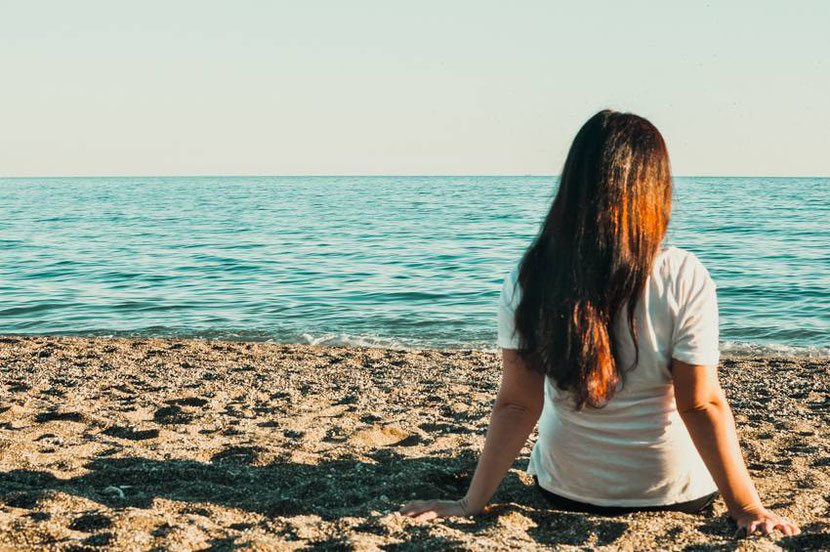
left=299, top=334, right=828, bottom=359
left=4, top=326, right=827, bottom=358
left=297, top=332, right=501, bottom=351
left=719, top=341, right=830, bottom=359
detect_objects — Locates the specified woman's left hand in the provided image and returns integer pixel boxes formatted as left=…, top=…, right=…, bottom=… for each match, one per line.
left=399, top=497, right=478, bottom=521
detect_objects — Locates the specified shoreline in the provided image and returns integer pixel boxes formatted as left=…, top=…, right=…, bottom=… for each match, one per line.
left=5, top=332, right=829, bottom=360
left=0, top=335, right=828, bottom=550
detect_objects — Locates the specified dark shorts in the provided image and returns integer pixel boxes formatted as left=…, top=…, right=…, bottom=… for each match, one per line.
left=534, top=476, right=719, bottom=516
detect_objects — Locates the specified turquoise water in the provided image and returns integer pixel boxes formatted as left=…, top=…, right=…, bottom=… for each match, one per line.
left=1, top=176, right=828, bottom=356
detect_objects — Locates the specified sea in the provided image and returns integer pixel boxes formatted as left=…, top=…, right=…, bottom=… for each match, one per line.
left=1, top=176, right=828, bottom=357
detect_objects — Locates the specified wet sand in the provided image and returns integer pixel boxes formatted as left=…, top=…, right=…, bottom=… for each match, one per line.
left=0, top=336, right=828, bottom=551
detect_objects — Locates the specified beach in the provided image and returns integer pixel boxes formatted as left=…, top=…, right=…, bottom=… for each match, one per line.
left=0, top=336, right=827, bottom=551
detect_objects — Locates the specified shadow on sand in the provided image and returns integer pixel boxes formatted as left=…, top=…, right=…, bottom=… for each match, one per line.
left=0, top=447, right=651, bottom=550
left=7, top=446, right=820, bottom=550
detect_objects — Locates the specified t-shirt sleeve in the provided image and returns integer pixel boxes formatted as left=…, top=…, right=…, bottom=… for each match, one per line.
left=670, top=256, right=720, bottom=366
left=497, top=267, right=522, bottom=349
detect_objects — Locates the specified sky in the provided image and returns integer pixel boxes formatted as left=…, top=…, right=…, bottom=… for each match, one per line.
left=1, top=1, right=828, bottom=177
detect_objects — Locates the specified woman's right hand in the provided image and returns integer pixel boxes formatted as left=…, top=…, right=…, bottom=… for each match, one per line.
left=399, top=497, right=480, bottom=521
left=732, top=505, right=801, bottom=537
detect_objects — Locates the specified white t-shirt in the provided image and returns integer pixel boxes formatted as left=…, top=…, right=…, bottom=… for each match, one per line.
left=497, top=245, right=720, bottom=506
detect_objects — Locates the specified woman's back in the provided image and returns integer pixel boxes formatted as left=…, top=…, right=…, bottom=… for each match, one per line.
left=498, top=245, right=721, bottom=505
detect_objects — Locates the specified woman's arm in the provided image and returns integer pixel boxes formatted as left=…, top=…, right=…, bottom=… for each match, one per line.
left=672, top=359, right=800, bottom=537
left=400, top=349, right=544, bottom=520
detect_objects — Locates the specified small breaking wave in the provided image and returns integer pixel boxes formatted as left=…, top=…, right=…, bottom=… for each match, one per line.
left=298, top=334, right=829, bottom=359
left=300, top=332, right=415, bottom=350
left=299, top=332, right=499, bottom=352
left=720, top=341, right=830, bottom=359
left=5, top=326, right=827, bottom=358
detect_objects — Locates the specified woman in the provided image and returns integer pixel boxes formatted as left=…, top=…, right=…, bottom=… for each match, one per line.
left=400, top=111, right=800, bottom=537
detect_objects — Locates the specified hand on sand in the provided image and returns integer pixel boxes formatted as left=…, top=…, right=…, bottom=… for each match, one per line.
left=733, top=506, right=800, bottom=538
left=399, top=497, right=479, bottom=521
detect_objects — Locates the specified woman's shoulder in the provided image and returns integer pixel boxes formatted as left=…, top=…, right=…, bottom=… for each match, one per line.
left=654, top=245, right=716, bottom=302
left=655, top=245, right=711, bottom=278
left=499, top=262, right=522, bottom=308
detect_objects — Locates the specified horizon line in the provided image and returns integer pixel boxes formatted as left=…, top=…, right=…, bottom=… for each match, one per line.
left=1, top=173, right=829, bottom=179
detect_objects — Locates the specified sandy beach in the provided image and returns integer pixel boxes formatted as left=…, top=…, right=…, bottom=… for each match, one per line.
left=0, top=336, right=827, bottom=551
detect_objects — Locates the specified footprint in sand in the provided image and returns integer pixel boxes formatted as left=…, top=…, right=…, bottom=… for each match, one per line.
left=211, top=446, right=262, bottom=466
left=257, top=420, right=279, bottom=428
left=34, top=432, right=63, bottom=453
left=808, top=397, right=830, bottom=411
left=150, top=396, right=210, bottom=425
left=82, top=533, right=114, bottom=546
left=152, top=405, right=193, bottom=425
left=229, top=365, right=256, bottom=373
left=68, top=512, right=113, bottom=532
left=34, top=433, right=63, bottom=445
left=348, top=426, right=422, bottom=448
left=283, top=429, right=304, bottom=440
left=103, top=425, right=160, bottom=441
left=166, top=396, right=209, bottom=407
left=3, top=492, right=41, bottom=509
left=106, top=383, right=135, bottom=395
left=324, top=427, right=349, bottom=443
left=221, top=427, right=244, bottom=436
left=152, top=524, right=173, bottom=537
left=7, top=381, right=30, bottom=393
left=796, top=476, right=817, bottom=489
left=336, top=395, right=359, bottom=405
left=786, top=444, right=819, bottom=455
left=34, top=411, right=84, bottom=423
left=418, top=421, right=468, bottom=434
left=50, top=376, right=78, bottom=388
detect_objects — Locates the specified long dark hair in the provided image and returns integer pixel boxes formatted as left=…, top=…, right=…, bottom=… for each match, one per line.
left=514, top=110, right=672, bottom=409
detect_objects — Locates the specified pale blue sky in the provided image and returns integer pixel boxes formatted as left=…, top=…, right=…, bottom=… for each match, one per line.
left=1, top=1, right=828, bottom=176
